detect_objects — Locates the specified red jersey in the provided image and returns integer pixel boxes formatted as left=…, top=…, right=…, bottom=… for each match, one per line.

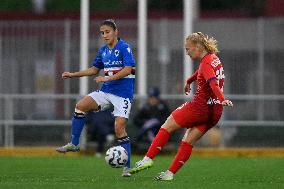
left=172, top=53, right=224, bottom=131
left=192, top=53, right=225, bottom=108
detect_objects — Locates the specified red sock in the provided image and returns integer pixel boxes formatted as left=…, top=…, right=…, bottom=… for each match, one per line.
left=168, top=141, right=193, bottom=174
left=145, top=128, right=170, bottom=159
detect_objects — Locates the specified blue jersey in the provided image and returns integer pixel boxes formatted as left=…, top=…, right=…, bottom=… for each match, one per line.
left=92, top=38, right=136, bottom=100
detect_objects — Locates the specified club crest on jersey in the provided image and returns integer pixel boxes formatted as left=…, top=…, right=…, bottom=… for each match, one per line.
left=115, top=50, right=120, bottom=57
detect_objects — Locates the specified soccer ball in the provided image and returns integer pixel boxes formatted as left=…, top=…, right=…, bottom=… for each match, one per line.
left=105, top=146, right=128, bottom=168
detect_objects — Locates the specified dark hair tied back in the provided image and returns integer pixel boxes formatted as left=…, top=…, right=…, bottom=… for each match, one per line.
left=101, top=19, right=117, bottom=30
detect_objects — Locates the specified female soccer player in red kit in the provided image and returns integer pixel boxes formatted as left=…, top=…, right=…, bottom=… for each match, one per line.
left=130, top=32, right=233, bottom=181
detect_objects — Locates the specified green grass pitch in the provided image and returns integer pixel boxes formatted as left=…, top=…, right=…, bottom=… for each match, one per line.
left=0, top=156, right=283, bottom=189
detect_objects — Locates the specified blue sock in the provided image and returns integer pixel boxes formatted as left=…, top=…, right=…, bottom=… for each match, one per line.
left=71, top=111, right=86, bottom=145
left=118, top=136, right=131, bottom=168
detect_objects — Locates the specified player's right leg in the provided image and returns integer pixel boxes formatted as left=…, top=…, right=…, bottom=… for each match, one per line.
left=130, top=115, right=181, bottom=174
left=56, top=93, right=102, bottom=153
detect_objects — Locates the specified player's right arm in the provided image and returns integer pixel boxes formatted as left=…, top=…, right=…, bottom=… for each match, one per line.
left=62, top=47, right=104, bottom=79
left=184, top=70, right=198, bottom=95
left=62, top=66, right=100, bottom=79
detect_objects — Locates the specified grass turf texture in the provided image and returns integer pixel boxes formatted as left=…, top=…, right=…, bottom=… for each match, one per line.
left=0, top=156, right=283, bottom=189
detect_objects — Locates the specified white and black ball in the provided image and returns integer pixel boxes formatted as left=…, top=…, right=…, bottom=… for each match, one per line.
left=105, top=146, right=128, bottom=168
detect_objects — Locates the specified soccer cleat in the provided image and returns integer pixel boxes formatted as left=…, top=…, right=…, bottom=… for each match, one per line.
left=122, top=167, right=131, bottom=177
left=154, top=170, right=174, bottom=181
left=56, top=143, right=80, bottom=153
left=129, top=158, right=153, bottom=174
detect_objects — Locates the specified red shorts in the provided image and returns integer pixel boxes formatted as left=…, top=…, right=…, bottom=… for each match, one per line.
left=172, top=101, right=223, bottom=133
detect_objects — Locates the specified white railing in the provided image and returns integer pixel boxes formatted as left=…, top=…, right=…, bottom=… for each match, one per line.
left=0, top=94, right=283, bottom=147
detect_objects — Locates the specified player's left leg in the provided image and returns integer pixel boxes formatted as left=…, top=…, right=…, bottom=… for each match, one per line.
left=109, top=94, right=132, bottom=177
left=154, top=125, right=209, bottom=181
left=115, top=116, right=132, bottom=177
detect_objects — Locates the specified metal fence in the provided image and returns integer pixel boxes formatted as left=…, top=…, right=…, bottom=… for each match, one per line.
left=0, top=18, right=283, bottom=148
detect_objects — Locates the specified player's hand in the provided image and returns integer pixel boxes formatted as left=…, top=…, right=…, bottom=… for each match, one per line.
left=94, top=76, right=108, bottom=83
left=184, top=83, right=191, bottom=95
left=62, top=72, right=73, bottom=79
left=221, top=100, right=233, bottom=107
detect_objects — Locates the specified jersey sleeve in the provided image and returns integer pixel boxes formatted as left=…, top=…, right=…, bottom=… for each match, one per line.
left=200, top=62, right=217, bottom=82
left=186, top=70, right=198, bottom=84
left=92, top=48, right=104, bottom=69
left=209, top=80, right=225, bottom=102
left=200, top=62, right=225, bottom=102
left=122, top=45, right=135, bottom=67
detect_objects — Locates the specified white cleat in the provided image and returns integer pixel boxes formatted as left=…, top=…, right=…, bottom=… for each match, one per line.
left=56, top=143, right=80, bottom=153
left=154, top=170, right=174, bottom=181
left=129, top=157, right=153, bottom=174
left=122, top=167, right=131, bottom=177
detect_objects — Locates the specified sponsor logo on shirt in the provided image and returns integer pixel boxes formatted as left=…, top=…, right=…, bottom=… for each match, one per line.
left=105, top=60, right=123, bottom=66
left=207, top=97, right=221, bottom=105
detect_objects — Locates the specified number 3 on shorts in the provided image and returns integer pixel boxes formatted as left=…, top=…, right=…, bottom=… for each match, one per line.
left=123, top=99, right=129, bottom=114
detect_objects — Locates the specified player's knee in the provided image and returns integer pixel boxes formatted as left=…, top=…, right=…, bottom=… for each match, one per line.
left=182, top=132, right=196, bottom=145
left=75, top=103, right=85, bottom=112
left=73, top=108, right=86, bottom=118
left=161, top=115, right=180, bottom=133
left=183, top=128, right=204, bottom=145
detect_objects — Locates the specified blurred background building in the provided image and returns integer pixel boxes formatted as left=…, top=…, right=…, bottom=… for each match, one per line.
left=0, top=0, right=283, bottom=150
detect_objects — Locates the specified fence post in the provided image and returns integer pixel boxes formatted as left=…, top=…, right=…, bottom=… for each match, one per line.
left=4, top=97, right=14, bottom=147
left=64, top=19, right=71, bottom=118
left=0, top=30, right=2, bottom=146
left=257, top=18, right=265, bottom=120
left=159, top=19, right=170, bottom=95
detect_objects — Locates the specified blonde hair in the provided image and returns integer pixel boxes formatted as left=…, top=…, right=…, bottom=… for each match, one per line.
left=186, top=32, right=219, bottom=54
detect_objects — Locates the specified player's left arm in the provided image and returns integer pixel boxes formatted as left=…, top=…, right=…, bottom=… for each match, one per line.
left=201, top=63, right=233, bottom=107
left=95, top=66, right=133, bottom=83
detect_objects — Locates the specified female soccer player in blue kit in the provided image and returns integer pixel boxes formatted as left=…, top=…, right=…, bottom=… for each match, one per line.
left=56, top=19, right=136, bottom=177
